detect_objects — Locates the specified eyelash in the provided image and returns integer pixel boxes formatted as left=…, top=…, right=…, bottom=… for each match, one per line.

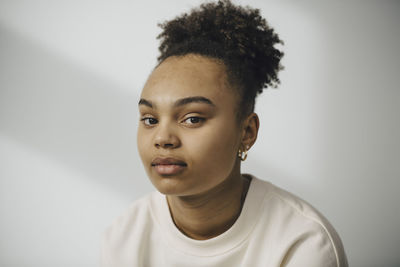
left=183, top=116, right=205, bottom=125
left=140, top=116, right=205, bottom=127
left=140, top=117, right=158, bottom=126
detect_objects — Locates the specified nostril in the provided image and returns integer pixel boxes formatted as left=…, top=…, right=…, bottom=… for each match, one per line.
left=161, top=143, right=174, bottom=148
left=155, top=142, right=174, bottom=148
left=154, top=132, right=180, bottom=148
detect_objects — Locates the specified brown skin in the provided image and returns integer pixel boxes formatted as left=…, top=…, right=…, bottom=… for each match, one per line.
left=137, top=54, right=259, bottom=240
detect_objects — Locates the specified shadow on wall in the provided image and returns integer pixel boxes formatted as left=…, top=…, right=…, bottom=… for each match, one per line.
left=0, top=24, right=147, bottom=196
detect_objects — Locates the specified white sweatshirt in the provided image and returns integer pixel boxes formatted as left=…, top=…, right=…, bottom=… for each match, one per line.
left=101, top=175, right=348, bottom=267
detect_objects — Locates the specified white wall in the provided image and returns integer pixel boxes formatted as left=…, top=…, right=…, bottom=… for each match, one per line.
left=0, top=1, right=399, bottom=266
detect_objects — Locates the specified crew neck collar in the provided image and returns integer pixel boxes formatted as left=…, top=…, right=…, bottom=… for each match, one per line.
left=149, top=174, right=271, bottom=256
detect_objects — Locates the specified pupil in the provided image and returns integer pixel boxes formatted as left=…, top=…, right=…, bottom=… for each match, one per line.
left=190, top=117, right=199, bottom=123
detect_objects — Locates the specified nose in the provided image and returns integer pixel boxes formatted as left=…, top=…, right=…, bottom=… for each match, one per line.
left=154, top=122, right=180, bottom=149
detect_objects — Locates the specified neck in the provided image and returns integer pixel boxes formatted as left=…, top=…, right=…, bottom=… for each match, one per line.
left=166, top=168, right=250, bottom=240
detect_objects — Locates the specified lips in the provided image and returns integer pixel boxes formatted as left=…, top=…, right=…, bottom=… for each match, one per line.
left=151, top=157, right=187, bottom=176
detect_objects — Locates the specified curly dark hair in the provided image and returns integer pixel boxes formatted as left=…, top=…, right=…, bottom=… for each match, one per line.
left=156, top=0, right=284, bottom=118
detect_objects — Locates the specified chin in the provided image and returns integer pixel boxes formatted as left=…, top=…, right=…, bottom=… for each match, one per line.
left=149, top=175, right=187, bottom=196
left=150, top=175, right=206, bottom=197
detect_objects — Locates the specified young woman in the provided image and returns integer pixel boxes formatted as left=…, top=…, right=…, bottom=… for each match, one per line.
left=101, top=1, right=348, bottom=266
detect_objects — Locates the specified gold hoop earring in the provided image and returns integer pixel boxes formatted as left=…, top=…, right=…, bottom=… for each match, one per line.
left=238, top=146, right=249, bottom=161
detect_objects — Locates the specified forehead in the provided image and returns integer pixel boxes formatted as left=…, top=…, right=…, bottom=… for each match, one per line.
left=141, top=55, right=236, bottom=104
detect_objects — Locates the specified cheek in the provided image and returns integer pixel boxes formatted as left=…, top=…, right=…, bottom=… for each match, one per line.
left=137, top=128, right=151, bottom=163
left=185, top=121, right=239, bottom=175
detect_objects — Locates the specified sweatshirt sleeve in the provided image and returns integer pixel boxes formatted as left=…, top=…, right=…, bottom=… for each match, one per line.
left=281, top=225, right=348, bottom=267
left=100, top=230, right=112, bottom=267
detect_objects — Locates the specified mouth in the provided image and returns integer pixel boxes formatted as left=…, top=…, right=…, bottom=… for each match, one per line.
left=151, top=157, right=187, bottom=176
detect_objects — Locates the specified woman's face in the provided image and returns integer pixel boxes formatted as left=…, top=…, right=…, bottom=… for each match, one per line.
left=137, top=54, right=243, bottom=197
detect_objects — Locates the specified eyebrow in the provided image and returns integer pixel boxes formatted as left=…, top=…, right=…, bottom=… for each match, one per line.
left=138, top=96, right=215, bottom=109
left=138, top=98, right=153, bottom=108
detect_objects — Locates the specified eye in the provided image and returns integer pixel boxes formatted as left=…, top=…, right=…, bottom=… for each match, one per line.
left=141, top=117, right=158, bottom=126
left=182, top=116, right=205, bottom=125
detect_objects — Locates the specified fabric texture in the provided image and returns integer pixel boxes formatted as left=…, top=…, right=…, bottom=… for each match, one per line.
left=101, top=175, right=348, bottom=267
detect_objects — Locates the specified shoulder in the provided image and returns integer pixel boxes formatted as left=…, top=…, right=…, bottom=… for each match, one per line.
left=101, top=192, right=157, bottom=249
left=251, top=176, right=348, bottom=267
left=106, top=193, right=152, bottom=233
left=101, top=192, right=161, bottom=265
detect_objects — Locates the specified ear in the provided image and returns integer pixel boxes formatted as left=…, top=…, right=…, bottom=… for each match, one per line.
left=240, top=112, right=259, bottom=150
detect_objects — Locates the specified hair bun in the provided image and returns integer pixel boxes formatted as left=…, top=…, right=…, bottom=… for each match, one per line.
left=157, top=0, right=284, bottom=115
